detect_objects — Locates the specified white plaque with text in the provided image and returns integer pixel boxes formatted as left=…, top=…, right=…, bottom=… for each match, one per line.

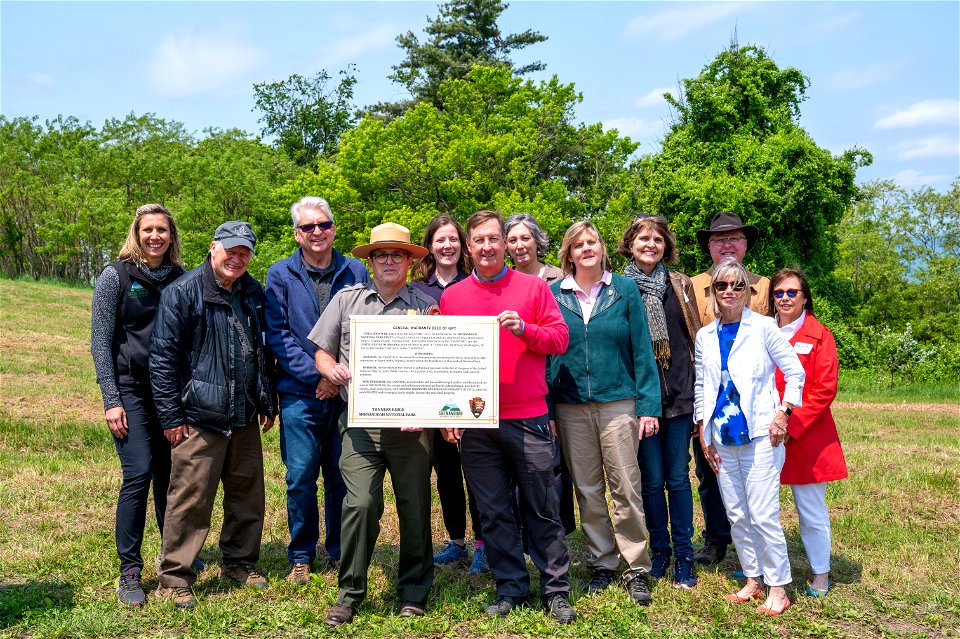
left=347, top=315, right=499, bottom=428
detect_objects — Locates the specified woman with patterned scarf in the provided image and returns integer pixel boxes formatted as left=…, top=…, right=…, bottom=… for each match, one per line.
left=618, top=214, right=702, bottom=590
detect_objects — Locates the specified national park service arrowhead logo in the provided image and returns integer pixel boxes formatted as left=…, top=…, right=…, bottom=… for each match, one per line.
left=469, top=397, right=486, bottom=418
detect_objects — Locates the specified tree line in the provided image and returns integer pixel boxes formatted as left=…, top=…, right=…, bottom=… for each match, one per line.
left=0, top=0, right=956, bottom=387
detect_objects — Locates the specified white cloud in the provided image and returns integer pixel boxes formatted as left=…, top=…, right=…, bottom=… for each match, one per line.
left=895, top=136, right=960, bottom=160
left=634, top=86, right=674, bottom=108
left=147, top=27, right=267, bottom=98
left=875, top=99, right=960, bottom=129
left=823, top=60, right=907, bottom=92
left=624, top=3, right=748, bottom=43
left=889, top=169, right=951, bottom=188
left=601, top=117, right=664, bottom=140
left=313, top=24, right=397, bottom=68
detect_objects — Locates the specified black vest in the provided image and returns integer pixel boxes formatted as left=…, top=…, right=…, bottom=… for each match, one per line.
left=110, top=260, right=184, bottom=387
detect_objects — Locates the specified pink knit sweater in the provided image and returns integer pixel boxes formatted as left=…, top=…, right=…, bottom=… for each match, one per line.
left=440, top=269, right=569, bottom=419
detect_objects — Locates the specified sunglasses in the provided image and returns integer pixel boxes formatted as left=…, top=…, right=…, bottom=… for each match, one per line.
left=713, top=280, right=746, bottom=292
left=773, top=289, right=800, bottom=299
left=297, top=221, right=334, bottom=233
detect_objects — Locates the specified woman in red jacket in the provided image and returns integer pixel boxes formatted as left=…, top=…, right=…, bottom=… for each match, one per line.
left=771, top=268, right=848, bottom=598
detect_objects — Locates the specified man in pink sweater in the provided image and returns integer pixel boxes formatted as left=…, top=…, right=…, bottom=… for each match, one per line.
left=440, top=210, right=575, bottom=624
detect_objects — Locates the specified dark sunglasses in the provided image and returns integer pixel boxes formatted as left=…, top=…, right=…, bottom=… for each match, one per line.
left=297, top=221, right=334, bottom=233
left=773, top=289, right=800, bottom=299
left=713, top=281, right=746, bottom=292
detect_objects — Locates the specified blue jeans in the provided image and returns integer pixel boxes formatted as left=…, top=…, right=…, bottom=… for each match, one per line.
left=279, top=394, right=346, bottom=564
left=636, top=413, right=695, bottom=559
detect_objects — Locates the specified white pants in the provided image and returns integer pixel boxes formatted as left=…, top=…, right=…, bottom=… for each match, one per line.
left=790, top=482, right=831, bottom=574
left=716, top=437, right=792, bottom=587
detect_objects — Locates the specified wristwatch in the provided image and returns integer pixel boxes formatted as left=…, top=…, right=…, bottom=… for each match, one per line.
left=777, top=404, right=793, bottom=417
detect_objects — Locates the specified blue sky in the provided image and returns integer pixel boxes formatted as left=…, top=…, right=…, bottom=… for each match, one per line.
left=2, top=1, right=958, bottom=190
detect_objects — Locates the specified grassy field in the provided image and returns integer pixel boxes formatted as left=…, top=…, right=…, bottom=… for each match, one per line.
left=1, top=277, right=958, bottom=639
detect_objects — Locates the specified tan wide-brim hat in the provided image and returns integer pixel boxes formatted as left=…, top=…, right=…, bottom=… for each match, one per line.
left=352, top=222, right=429, bottom=260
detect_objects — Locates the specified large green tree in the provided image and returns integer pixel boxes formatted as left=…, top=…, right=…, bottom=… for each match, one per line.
left=369, top=0, right=546, bottom=118
left=631, top=43, right=871, bottom=280
left=252, top=68, right=357, bottom=166
left=335, top=66, right=637, bottom=258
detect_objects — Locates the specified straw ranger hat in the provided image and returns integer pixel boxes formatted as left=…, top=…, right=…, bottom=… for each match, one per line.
left=352, top=222, right=429, bottom=260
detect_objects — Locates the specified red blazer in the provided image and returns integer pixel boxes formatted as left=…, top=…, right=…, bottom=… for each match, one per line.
left=776, top=313, right=848, bottom=485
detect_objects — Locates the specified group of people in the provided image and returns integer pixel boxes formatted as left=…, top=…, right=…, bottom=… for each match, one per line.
left=91, top=198, right=848, bottom=625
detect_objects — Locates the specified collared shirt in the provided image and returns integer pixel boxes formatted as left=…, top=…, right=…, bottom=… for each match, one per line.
left=307, top=281, right=437, bottom=400
left=411, top=270, right=469, bottom=304
left=778, top=309, right=806, bottom=341
left=473, top=264, right=509, bottom=283
left=559, top=271, right=612, bottom=324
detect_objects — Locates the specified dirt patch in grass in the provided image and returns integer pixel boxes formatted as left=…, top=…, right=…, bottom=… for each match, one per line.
left=0, top=373, right=102, bottom=423
left=836, top=402, right=960, bottom=415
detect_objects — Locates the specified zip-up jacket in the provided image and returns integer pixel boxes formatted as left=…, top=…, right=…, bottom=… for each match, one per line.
left=548, top=273, right=662, bottom=418
left=265, top=248, right=370, bottom=398
left=150, top=256, right=275, bottom=434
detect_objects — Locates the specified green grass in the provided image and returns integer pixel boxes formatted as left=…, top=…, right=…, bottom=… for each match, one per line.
left=838, top=369, right=960, bottom=404
left=1, top=277, right=958, bottom=638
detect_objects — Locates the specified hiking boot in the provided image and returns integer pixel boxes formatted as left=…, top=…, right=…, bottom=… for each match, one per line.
left=673, top=556, right=698, bottom=590
left=650, top=552, right=671, bottom=579
left=433, top=540, right=468, bottom=565
left=586, top=568, right=616, bottom=594
left=486, top=594, right=526, bottom=617
left=155, top=585, right=197, bottom=608
left=543, top=592, right=576, bottom=624
left=117, top=567, right=145, bottom=607
left=220, top=562, right=267, bottom=589
left=468, top=544, right=488, bottom=574
left=286, top=562, right=311, bottom=585
left=692, top=543, right=727, bottom=566
left=626, top=573, right=652, bottom=605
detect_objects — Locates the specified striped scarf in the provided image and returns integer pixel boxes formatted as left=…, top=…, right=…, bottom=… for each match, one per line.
left=624, top=260, right=671, bottom=369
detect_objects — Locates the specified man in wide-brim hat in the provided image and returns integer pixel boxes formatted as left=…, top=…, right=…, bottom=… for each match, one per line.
left=688, top=211, right=772, bottom=569
left=307, top=221, right=436, bottom=627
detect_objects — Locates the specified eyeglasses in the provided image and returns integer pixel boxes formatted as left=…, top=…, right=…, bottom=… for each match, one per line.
left=713, top=280, right=746, bottom=292
left=371, top=251, right=409, bottom=264
left=297, top=221, right=334, bottom=233
left=709, top=235, right=746, bottom=246
left=773, top=289, right=800, bottom=299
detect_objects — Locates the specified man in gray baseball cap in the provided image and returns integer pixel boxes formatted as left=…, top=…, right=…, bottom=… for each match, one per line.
left=150, top=220, right=275, bottom=608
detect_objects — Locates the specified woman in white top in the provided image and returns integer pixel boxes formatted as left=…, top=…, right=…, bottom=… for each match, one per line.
left=694, top=258, right=804, bottom=616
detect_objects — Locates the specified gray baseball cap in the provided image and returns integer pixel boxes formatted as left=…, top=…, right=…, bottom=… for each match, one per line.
left=214, top=221, right=257, bottom=252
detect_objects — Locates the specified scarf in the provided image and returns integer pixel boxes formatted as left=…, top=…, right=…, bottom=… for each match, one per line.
left=624, top=260, right=671, bottom=369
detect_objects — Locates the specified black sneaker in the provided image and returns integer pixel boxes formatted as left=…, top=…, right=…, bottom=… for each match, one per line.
left=692, top=543, right=727, bottom=566
left=543, top=592, right=576, bottom=624
left=626, top=573, right=652, bottom=605
left=650, top=552, right=671, bottom=579
left=486, top=594, right=526, bottom=617
left=586, top=568, right=616, bottom=594
left=117, top=567, right=145, bottom=607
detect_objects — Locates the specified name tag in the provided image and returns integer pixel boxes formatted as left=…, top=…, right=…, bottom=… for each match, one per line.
left=794, top=342, right=813, bottom=355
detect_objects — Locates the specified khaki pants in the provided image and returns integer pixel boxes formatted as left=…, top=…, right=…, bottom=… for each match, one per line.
left=556, top=400, right=652, bottom=579
left=158, top=424, right=265, bottom=588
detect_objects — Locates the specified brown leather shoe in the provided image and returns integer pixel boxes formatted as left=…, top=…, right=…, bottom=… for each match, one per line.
left=325, top=603, right=355, bottom=627
left=398, top=600, right=425, bottom=617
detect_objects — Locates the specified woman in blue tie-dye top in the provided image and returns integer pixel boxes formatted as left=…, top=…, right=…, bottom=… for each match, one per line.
left=693, top=258, right=804, bottom=617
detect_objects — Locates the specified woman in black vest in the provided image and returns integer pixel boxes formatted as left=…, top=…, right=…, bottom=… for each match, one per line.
left=91, top=203, right=184, bottom=606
